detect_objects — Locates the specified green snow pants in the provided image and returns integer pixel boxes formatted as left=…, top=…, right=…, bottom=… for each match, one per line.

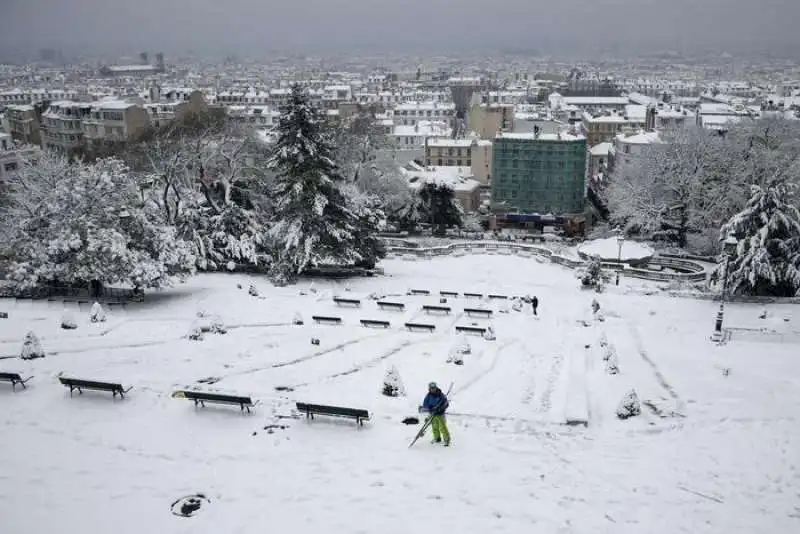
left=430, top=415, right=450, bottom=444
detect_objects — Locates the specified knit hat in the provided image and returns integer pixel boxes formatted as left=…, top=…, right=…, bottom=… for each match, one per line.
left=428, top=382, right=437, bottom=389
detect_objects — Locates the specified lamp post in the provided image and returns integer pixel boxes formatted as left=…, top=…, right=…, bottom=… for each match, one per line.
left=615, top=235, right=625, bottom=286
left=712, top=235, right=739, bottom=343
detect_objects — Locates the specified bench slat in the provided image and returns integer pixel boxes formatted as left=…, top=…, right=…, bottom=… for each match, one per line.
left=296, top=402, right=370, bottom=419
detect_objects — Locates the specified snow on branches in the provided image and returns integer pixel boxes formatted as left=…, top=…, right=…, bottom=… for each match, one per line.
left=2, top=153, right=195, bottom=290
left=716, top=179, right=800, bottom=297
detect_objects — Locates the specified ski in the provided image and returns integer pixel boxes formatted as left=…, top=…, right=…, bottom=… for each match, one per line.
left=408, top=381, right=453, bottom=448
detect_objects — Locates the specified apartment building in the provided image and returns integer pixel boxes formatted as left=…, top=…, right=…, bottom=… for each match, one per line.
left=5, top=105, right=41, bottom=146
left=393, top=102, right=455, bottom=127
left=583, top=104, right=692, bottom=146
left=468, top=103, right=514, bottom=139
left=424, top=137, right=493, bottom=184
left=82, top=101, right=150, bottom=152
left=0, top=132, right=21, bottom=183
left=390, top=120, right=451, bottom=149
left=491, top=131, right=587, bottom=215
left=0, top=88, right=82, bottom=107
left=40, top=101, right=93, bottom=155
left=145, top=87, right=209, bottom=129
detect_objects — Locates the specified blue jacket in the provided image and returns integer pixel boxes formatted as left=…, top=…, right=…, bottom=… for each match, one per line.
left=422, top=390, right=449, bottom=415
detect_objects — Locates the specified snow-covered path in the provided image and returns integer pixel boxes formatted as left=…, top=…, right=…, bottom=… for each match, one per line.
left=1, top=256, right=799, bottom=533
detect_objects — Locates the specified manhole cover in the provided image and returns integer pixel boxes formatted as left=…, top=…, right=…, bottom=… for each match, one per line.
left=170, top=494, right=210, bottom=517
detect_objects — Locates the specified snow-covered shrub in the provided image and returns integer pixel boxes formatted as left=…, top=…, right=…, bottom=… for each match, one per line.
left=381, top=365, right=405, bottom=397
left=499, top=299, right=510, bottom=313
left=89, top=302, right=107, bottom=323
left=20, top=331, right=44, bottom=359
left=580, top=256, right=605, bottom=291
left=616, top=389, right=641, bottom=419
left=60, top=312, right=78, bottom=330
left=292, top=312, right=304, bottom=325
left=591, top=299, right=601, bottom=314
left=447, top=335, right=470, bottom=365
left=248, top=284, right=259, bottom=297
left=483, top=326, right=496, bottom=341
left=209, top=320, right=227, bottom=335
left=605, top=351, right=619, bottom=375
left=311, top=337, right=320, bottom=345
left=186, top=326, right=204, bottom=341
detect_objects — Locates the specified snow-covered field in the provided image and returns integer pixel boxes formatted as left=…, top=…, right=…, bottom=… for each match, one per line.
left=1, top=255, right=799, bottom=534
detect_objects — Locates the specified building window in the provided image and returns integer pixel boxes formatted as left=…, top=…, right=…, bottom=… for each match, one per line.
left=466, top=159, right=471, bottom=166
left=4, top=162, right=18, bottom=172
left=437, top=159, right=442, bottom=166
left=457, top=159, right=462, bottom=166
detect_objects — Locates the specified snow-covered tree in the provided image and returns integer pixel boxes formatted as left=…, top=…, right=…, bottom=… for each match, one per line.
left=20, top=331, right=44, bottom=359
left=616, top=389, right=641, bottom=419
left=715, top=179, right=800, bottom=296
left=267, top=85, right=384, bottom=281
left=2, top=154, right=195, bottom=291
left=417, top=182, right=464, bottom=235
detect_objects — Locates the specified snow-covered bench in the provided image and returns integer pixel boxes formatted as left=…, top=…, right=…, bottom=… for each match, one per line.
left=59, top=377, right=131, bottom=399
left=312, top=315, right=343, bottom=325
left=333, top=297, right=361, bottom=308
left=440, top=291, right=459, bottom=298
left=296, top=402, right=370, bottom=427
left=422, top=305, right=451, bottom=315
left=455, top=325, right=487, bottom=336
left=0, top=372, right=33, bottom=391
left=463, top=308, right=493, bottom=318
left=405, top=322, right=436, bottom=333
left=176, top=390, right=257, bottom=413
left=360, top=319, right=390, bottom=329
left=463, top=292, right=483, bottom=299
left=488, top=294, right=509, bottom=300
left=377, top=301, right=405, bottom=311
left=408, top=289, right=430, bottom=296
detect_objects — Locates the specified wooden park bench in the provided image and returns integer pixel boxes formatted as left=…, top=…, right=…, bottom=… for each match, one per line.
left=59, top=376, right=131, bottom=399
left=177, top=390, right=257, bottom=413
left=296, top=402, right=370, bottom=426
left=463, top=292, right=483, bottom=299
left=464, top=308, right=493, bottom=318
left=312, top=315, right=343, bottom=325
left=0, top=312, right=8, bottom=319
left=488, top=294, right=509, bottom=300
left=333, top=297, right=361, bottom=308
left=405, top=322, right=436, bottom=333
left=455, top=325, right=487, bottom=336
left=408, top=289, right=430, bottom=296
left=0, top=372, right=33, bottom=391
left=360, top=319, right=391, bottom=329
left=377, top=301, right=405, bottom=311
left=422, top=305, right=451, bottom=315
left=440, top=291, right=459, bottom=298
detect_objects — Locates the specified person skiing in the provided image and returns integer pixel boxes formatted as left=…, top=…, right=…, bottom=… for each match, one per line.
left=532, top=296, right=539, bottom=316
left=420, top=382, right=450, bottom=446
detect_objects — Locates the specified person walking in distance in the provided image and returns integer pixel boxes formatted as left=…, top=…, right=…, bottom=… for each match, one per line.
left=532, top=296, right=539, bottom=316
left=420, top=382, right=450, bottom=446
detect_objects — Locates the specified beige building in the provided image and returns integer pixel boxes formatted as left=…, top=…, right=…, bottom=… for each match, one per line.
left=404, top=165, right=482, bottom=213
left=82, top=101, right=150, bottom=152
left=146, top=89, right=210, bottom=129
left=468, top=103, right=514, bottom=140
left=5, top=105, right=41, bottom=146
left=424, top=137, right=493, bottom=185
left=41, top=101, right=93, bottom=155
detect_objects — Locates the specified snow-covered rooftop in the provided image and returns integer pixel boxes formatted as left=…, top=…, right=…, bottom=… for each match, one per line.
left=497, top=131, right=585, bottom=142
left=589, top=142, right=613, bottom=156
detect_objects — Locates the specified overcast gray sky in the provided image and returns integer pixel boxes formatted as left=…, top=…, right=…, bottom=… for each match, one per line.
left=1, top=0, right=798, bottom=57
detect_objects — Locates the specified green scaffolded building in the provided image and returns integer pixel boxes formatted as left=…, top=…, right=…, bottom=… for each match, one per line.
left=491, top=132, right=587, bottom=215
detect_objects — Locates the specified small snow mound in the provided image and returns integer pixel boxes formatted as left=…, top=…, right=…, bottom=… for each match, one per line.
left=483, top=326, right=496, bottom=341
left=292, top=311, right=304, bottom=325
left=89, top=302, right=107, bottom=323
left=248, top=284, right=259, bottom=297
left=616, top=389, right=641, bottom=419
left=20, top=331, right=44, bottom=360
left=61, top=313, right=78, bottom=330
left=186, top=326, right=204, bottom=341
left=382, top=365, right=406, bottom=397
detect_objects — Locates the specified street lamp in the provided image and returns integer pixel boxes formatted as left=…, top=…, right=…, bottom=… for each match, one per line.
left=615, top=235, right=625, bottom=286
left=712, top=235, right=739, bottom=343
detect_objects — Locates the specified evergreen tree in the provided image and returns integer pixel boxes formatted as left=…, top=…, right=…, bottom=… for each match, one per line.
left=267, top=85, right=383, bottom=281
left=417, top=183, right=463, bottom=236
left=717, top=179, right=800, bottom=297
